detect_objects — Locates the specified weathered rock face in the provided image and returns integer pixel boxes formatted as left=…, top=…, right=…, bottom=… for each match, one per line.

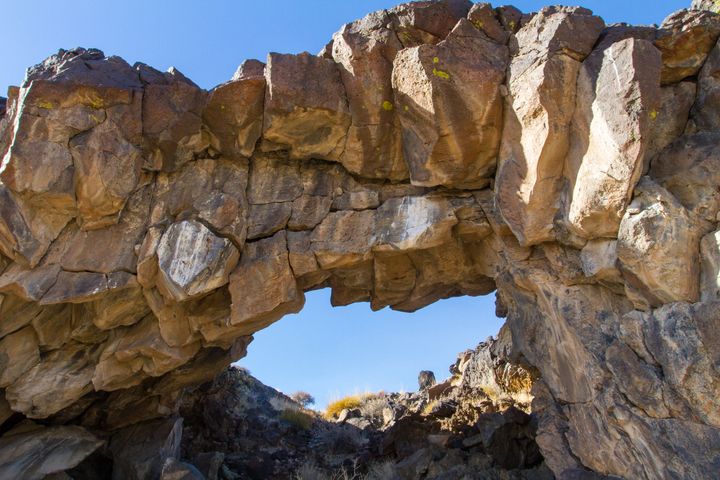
left=1, top=1, right=719, bottom=479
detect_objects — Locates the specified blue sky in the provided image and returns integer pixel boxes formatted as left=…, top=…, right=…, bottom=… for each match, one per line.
left=2, top=0, right=689, bottom=408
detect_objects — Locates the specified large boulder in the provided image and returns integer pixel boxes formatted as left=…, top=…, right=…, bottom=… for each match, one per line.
left=564, top=37, right=662, bottom=239
left=0, top=424, right=103, bottom=480
left=496, top=7, right=604, bottom=246
left=392, top=19, right=508, bottom=188
left=263, top=52, right=350, bottom=161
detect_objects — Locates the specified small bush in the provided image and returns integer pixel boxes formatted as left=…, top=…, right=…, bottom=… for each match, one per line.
left=291, top=391, right=316, bottom=407
left=280, top=408, right=314, bottom=430
left=325, top=395, right=363, bottom=419
left=325, top=392, right=388, bottom=420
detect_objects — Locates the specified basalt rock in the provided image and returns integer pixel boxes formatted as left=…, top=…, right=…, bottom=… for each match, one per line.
left=0, top=1, right=719, bottom=479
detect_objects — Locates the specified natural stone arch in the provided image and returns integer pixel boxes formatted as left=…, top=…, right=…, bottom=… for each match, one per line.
left=0, top=1, right=719, bottom=478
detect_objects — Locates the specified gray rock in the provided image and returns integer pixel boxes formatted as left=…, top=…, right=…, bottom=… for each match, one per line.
left=0, top=424, right=103, bottom=480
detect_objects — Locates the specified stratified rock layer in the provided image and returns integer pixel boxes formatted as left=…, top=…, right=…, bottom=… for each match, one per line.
left=1, top=1, right=719, bottom=479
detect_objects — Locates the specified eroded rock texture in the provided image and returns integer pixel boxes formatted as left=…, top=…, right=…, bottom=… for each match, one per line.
left=1, top=1, right=719, bottom=478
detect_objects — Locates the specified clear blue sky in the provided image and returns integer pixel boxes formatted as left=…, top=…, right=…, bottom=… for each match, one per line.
left=2, top=0, right=689, bottom=408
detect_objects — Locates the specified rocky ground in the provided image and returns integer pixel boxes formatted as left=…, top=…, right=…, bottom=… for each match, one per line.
left=171, top=327, right=551, bottom=480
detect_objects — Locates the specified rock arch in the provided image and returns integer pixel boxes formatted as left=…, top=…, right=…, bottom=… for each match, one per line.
left=0, top=1, right=719, bottom=478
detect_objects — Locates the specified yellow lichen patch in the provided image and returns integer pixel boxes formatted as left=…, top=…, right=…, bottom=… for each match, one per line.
left=85, top=94, right=105, bottom=110
left=382, top=100, right=394, bottom=111
left=37, top=101, right=55, bottom=110
left=471, top=20, right=484, bottom=30
left=433, top=56, right=440, bottom=64
left=432, top=68, right=450, bottom=80
left=649, top=110, right=658, bottom=120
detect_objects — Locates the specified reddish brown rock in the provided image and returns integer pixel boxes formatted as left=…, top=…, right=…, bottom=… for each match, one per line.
left=392, top=19, right=508, bottom=188
left=203, top=75, right=265, bottom=159
left=263, top=52, right=350, bottom=161
left=229, top=231, right=303, bottom=334
left=655, top=8, right=720, bottom=84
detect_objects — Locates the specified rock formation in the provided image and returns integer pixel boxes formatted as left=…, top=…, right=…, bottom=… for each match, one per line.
left=0, top=0, right=719, bottom=478
left=175, top=333, right=546, bottom=480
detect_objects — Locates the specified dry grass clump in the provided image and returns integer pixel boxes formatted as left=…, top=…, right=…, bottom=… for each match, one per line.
left=325, top=395, right=363, bottom=419
left=280, top=408, right=315, bottom=430
left=325, top=392, right=386, bottom=420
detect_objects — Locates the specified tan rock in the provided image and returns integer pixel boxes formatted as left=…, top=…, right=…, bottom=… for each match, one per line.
left=467, top=3, right=510, bottom=44
left=156, top=220, right=239, bottom=302
left=289, top=195, right=332, bottom=231
left=70, top=116, right=143, bottom=230
left=247, top=203, right=291, bottom=240
left=6, top=342, right=96, bottom=418
left=151, top=158, right=249, bottom=247
left=497, top=7, right=604, bottom=246
left=229, top=231, right=303, bottom=334
left=330, top=9, right=408, bottom=180
left=0, top=263, right=61, bottom=302
left=311, top=210, right=375, bottom=269
left=0, top=186, right=44, bottom=267
left=287, top=230, right=329, bottom=290
left=374, top=195, right=457, bottom=252
left=0, top=327, right=39, bottom=388
left=655, top=9, right=720, bottom=84
left=40, top=271, right=138, bottom=305
left=232, top=59, right=265, bottom=81
left=700, top=229, right=720, bottom=301
left=93, top=316, right=201, bottom=391
left=646, top=81, right=696, bottom=161
left=203, top=76, right=265, bottom=158
left=0, top=424, right=103, bottom=480
left=263, top=52, right=350, bottom=160
left=372, top=252, right=416, bottom=310
left=617, top=178, right=702, bottom=309
left=565, top=38, right=662, bottom=239
left=248, top=154, right=302, bottom=204
left=392, top=19, right=507, bottom=188
left=42, top=185, right=151, bottom=274
left=580, top=240, right=622, bottom=284
left=329, top=261, right=373, bottom=306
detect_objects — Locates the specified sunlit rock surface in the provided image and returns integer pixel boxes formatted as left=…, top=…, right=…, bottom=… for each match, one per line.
left=1, top=1, right=720, bottom=478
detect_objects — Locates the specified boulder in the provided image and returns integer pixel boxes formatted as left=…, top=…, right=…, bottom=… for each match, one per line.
left=203, top=75, right=265, bottom=159
left=0, top=424, right=103, bottom=480
left=700, top=229, right=720, bottom=301
left=263, top=52, right=350, bottom=160
left=655, top=8, right=720, bottom=84
left=110, top=417, right=183, bottom=480
left=229, top=231, right=303, bottom=334
left=617, top=178, right=702, bottom=310
left=392, top=19, right=507, bottom=188
left=497, top=7, right=604, bottom=245
left=156, top=220, right=239, bottom=302
left=564, top=37, right=662, bottom=239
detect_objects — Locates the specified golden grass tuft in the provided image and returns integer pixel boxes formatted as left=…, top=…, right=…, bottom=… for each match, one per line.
left=280, top=408, right=315, bottom=430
